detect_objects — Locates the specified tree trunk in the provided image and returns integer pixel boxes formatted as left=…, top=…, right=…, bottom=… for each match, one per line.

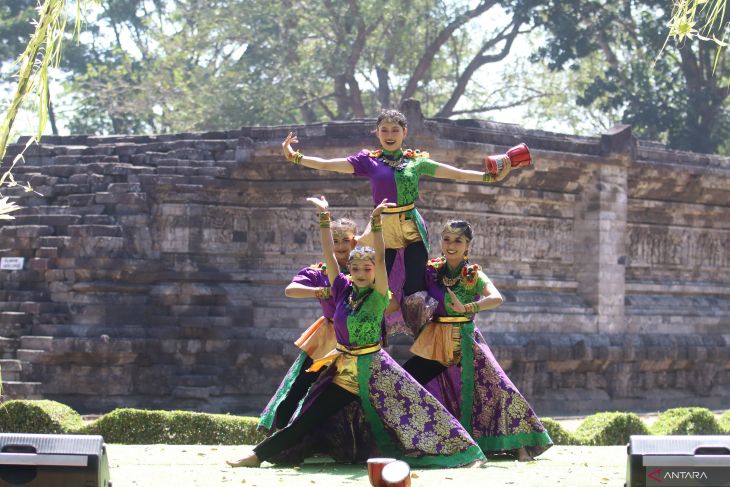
left=48, top=99, right=59, bottom=135
left=376, top=66, right=391, bottom=108
left=348, top=75, right=365, bottom=117
left=334, top=74, right=349, bottom=119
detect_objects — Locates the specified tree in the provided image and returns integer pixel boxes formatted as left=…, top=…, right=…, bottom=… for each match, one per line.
left=0, top=0, right=97, bottom=218
left=534, top=0, right=730, bottom=154
left=53, top=0, right=546, bottom=134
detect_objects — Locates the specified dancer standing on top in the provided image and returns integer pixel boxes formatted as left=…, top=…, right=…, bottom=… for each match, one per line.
left=281, top=108, right=531, bottom=323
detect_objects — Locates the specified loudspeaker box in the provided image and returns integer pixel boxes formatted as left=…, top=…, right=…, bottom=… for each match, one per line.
left=0, top=433, right=110, bottom=487
left=627, top=435, right=730, bottom=487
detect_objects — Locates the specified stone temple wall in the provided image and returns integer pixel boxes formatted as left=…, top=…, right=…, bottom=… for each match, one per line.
left=0, top=100, right=728, bottom=415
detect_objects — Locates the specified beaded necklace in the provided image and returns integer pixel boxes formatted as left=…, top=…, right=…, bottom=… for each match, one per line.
left=379, top=148, right=409, bottom=172
left=440, top=261, right=466, bottom=288
left=345, top=285, right=373, bottom=314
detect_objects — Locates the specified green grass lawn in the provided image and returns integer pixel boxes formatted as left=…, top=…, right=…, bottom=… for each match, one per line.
left=108, top=444, right=627, bottom=487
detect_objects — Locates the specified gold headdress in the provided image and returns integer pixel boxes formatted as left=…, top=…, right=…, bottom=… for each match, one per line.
left=442, top=220, right=473, bottom=241
left=348, top=246, right=376, bottom=263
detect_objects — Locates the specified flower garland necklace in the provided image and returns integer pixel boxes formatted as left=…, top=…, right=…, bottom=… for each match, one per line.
left=346, top=285, right=373, bottom=314
left=368, top=148, right=425, bottom=172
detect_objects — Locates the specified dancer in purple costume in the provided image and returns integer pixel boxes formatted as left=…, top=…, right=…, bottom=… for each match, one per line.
left=403, top=220, right=553, bottom=461
left=258, top=218, right=357, bottom=432
left=227, top=199, right=485, bottom=468
left=282, top=109, right=528, bottom=327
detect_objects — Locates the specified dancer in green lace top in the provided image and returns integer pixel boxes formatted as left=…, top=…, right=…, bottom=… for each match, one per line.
left=281, top=109, right=531, bottom=318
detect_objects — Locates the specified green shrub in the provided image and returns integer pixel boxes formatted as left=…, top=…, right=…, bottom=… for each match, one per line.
left=719, top=410, right=730, bottom=433
left=79, top=408, right=264, bottom=445
left=575, top=412, right=649, bottom=446
left=540, top=417, right=577, bottom=445
left=0, top=400, right=84, bottom=434
left=651, top=407, right=722, bottom=435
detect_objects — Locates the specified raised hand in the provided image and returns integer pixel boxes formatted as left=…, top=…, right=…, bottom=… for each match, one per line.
left=306, top=195, right=329, bottom=212
left=445, top=288, right=467, bottom=314
left=282, top=131, right=299, bottom=160
left=372, top=198, right=396, bottom=218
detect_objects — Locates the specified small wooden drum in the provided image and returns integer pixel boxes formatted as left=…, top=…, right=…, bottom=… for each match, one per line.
left=381, top=460, right=411, bottom=487
left=367, top=457, right=396, bottom=486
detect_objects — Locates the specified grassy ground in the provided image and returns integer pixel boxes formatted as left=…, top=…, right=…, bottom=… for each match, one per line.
left=107, top=444, right=627, bottom=487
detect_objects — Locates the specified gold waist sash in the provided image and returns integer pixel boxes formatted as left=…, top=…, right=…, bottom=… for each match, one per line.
left=382, top=202, right=415, bottom=213
left=433, top=316, right=472, bottom=323
left=307, top=342, right=382, bottom=373
left=336, top=342, right=382, bottom=355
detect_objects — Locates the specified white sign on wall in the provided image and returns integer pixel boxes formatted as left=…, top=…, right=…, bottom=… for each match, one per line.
left=0, top=257, right=24, bottom=270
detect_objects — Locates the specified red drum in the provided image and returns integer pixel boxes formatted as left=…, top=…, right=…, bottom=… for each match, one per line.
left=367, top=457, right=396, bottom=487
left=484, top=143, right=532, bottom=176
left=381, top=460, right=411, bottom=487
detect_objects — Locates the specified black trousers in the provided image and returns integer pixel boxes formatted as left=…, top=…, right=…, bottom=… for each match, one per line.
left=273, top=356, right=319, bottom=429
left=385, top=241, right=428, bottom=295
left=254, top=383, right=358, bottom=461
left=402, top=355, right=448, bottom=386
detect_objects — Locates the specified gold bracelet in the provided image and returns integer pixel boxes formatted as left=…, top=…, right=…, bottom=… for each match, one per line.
left=319, top=211, right=331, bottom=228
left=465, top=302, right=480, bottom=314
left=314, top=287, right=331, bottom=299
left=482, top=172, right=495, bottom=183
left=371, top=216, right=383, bottom=232
left=289, top=150, right=303, bottom=165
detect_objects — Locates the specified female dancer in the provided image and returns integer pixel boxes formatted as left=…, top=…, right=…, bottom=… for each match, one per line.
left=403, top=220, right=552, bottom=461
left=258, top=218, right=357, bottom=431
left=228, top=200, right=485, bottom=468
left=281, top=109, right=531, bottom=319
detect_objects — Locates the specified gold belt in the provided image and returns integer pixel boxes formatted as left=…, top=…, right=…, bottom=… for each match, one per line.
left=382, top=202, right=415, bottom=214
left=433, top=316, right=472, bottom=323
left=336, top=342, right=382, bottom=355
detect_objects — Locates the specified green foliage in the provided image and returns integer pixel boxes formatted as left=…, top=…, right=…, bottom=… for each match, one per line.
left=78, top=408, right=265, bottom=445
left=574, top=412, right=650, bottom=446
left=0, top=400, right=85, bottom=433
left=719, top=410, right=730, bottom=433
left=539, top=417, right=577, bottom=445
left=44, top=0, right=535, bottom=134
left=651, top=407, right=723, bottom=435
left=534, top=0, right=730, bottom=154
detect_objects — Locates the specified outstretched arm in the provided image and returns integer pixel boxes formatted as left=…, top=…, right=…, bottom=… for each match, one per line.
left=431, top=160, right=512, bottom=182
left=284, top=282, right=319, bottom=299
left=283, top=132, right=354, bottom=174
left=307, top=196, right=340, bottom=284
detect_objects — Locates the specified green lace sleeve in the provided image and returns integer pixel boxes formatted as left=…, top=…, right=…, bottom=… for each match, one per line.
left=476, top=270, right=492, bottom=296
left=418, top=157, right=439, bottom=177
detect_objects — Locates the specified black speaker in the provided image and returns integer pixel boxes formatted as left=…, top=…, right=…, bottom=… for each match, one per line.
left=0, top=434, right=110, bottom=487
left=627, top=435, right=730, bottom=487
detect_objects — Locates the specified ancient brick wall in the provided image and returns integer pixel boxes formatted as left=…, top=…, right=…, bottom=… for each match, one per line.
left=0, top=101, right=728, bottom=415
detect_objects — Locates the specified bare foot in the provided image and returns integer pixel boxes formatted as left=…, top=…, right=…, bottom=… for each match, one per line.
left=516, top=447, right=533, bottom=462
left=464, top=459, right=487, bottom=468
left=226, top=454, right=261, bottom=468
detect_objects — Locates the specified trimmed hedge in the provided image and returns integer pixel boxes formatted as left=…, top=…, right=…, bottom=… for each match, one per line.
left=720, top=410, right=730, bottom=433
left=651, top=407, right=723, bottom=435
left=540, top=417, right=576, bottom=445
left=574, top=412, right=649, bottom=446
left=79, top=408, right=265, bottom=445
left=0, top=400, right=724, bottom=446
left=0, top=400, right=85, bottom=434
